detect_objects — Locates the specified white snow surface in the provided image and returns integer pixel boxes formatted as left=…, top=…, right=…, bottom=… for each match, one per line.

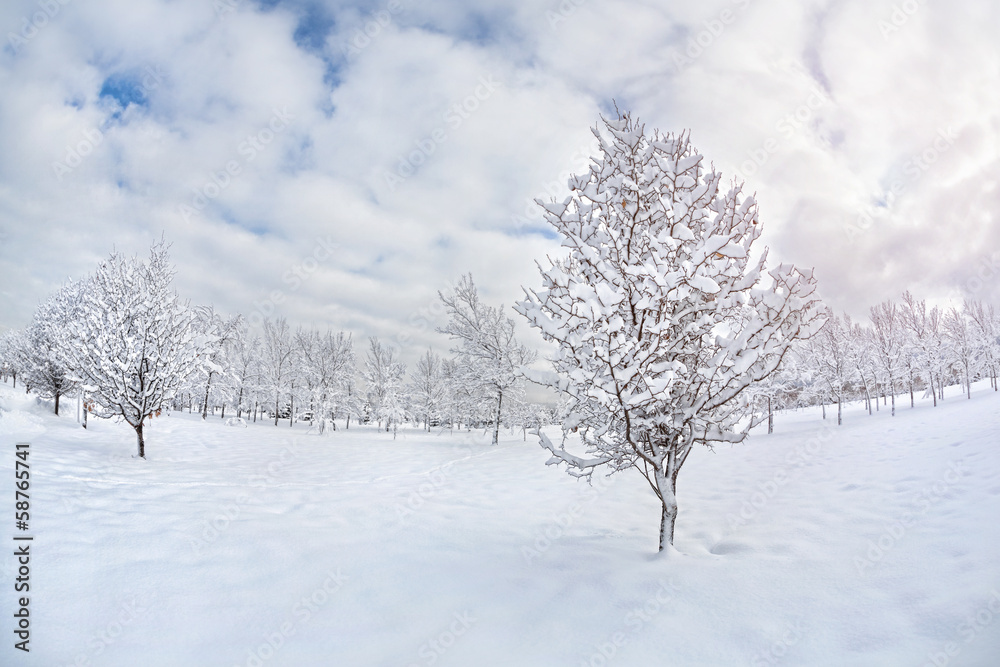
left=2, top=380, right=1000, bottom=666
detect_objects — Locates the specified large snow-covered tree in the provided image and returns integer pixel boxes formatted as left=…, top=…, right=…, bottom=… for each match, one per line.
left=516, top=113, right=825, bottom=551
left=439, top=274, right=536, bottom=445
left=63, top=243, right=212, bottom=458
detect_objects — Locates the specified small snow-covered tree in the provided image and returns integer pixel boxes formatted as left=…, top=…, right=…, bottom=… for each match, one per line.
left=19, top=281, right=82, bottom=414
left=869, top=301, right=904, bottom=415
left=192, top=306, right=242, bottom=419
left=227, top=327, right=262, bottom=419
left=901, top=292, right=944, bottom=406
left=409, top=349, right=444, bottom=431
left=261, top=317, right=296, bottom=425
left=945, top=305, right=977, bottom=400
left=63, top=243, right=211, bottom=458
left=966, top=300, right=998, bottom=392
left=296, top=328, right=355, bottom=434
left=363, top=337, right=407, bottom=434
left=439, top=274, right=536, bottom=445
left=515, top=113, right=825, bottom=551
left=807, top=312, right=851, bottom=425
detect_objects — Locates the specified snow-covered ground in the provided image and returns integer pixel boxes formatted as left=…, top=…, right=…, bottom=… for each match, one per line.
left=2, top=380, right=999, bottom=667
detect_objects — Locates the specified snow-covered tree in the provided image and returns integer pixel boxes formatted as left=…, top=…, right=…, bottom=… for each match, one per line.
left=227, top=327, right=263, bottom=420
left=62, top=243, right=212, bottom=458
left=409, top=349, right=444, bottom=431
left=966, top=300, right=999, bottom=392
left=363, top=337, right=407, bottom=434
left=192, top=306, right=242, bottom=419
left=296, top=328, right=355, bottom=434
left=900, top=292, right=944, bottom=406
left=806, top=312, right=852, bottom=425
left=261, top=317, right=296, bottom=425
left=23, top=282, right=85, bottom=414
left=439, top=274, right=536, bottom=445
left=516, top=113, right=825, bottom=550
left=945, top=305, right=977, bottom=400
left=869, top=301, right=904, bottom=416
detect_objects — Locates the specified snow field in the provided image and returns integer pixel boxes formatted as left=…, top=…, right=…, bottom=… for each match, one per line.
left=1, top=379, right=999, bottom=666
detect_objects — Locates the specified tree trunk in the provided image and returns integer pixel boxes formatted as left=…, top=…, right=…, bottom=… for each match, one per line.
left=767, top=397, right=773, bottom=434
left=202, top=371, right=213, bottom=420
left=821, top=402, right=826, bottom=419
left=221, top=404, right=226, bottom=419
left=837, top=397, right=842, bottom=426
left=135, top=423, right=146, bottom=459
left=289, top=390, right=294, bottom=427
left=657, top=473, right=678, bottom=551
left=492, top=391, right=503, bottom=446
left=274, top=393, right=280, bottom=426
left=54, top=392, right=60, bottom=416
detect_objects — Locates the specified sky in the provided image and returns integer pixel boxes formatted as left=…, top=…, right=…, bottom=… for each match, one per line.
left=1, top=0, right=999, bottom=370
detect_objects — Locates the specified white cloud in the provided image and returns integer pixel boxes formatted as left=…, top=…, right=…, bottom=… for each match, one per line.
left=1, top=0, right=998, bottom=368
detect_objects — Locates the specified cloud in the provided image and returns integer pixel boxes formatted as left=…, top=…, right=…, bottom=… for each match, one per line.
left=1, top=0, right=998, bottom=373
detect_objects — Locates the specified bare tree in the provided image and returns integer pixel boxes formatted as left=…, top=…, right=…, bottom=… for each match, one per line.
left=439, top=274, right=535, bottom=446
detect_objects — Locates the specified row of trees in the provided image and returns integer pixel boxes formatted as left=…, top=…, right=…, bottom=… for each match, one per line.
left=0, top=246, right=547, bottom=456
left=785, top=292, right=999, bottom=425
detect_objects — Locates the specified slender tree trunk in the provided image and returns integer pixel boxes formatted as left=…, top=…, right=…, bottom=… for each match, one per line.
left=837, top=397, right=842, bottom=426
left=492, top=391, right=503, bottom=446
left=221, top=404, right=226, bottom=419
left=890, top=375, right=896, bottom=416
left=202, top=371, right=213, bottom=420
left=135, top=423, right=146, bottom=459
left=54, top=392, right=60, bottom=416
left=909, top=372, right=914, bottom=408
left=821, top=402, right=826, bottom=419
left=290, top=387, right=295, bottom=427
left=767, top=397, right=773, bottom=434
